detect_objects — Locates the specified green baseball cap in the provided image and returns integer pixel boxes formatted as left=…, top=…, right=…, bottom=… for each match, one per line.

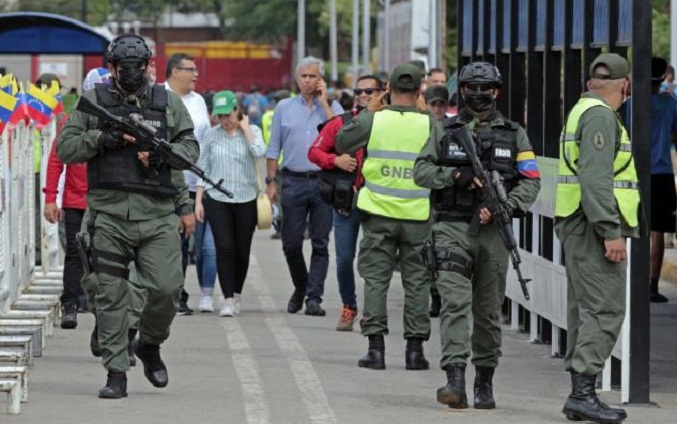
left=425, top=85, right=450, bottom=103
left=212, top=90, right=238, bottom=116
left=389, top=63, right=422, bottom=91
left=590, top=53, right=630, bottom=80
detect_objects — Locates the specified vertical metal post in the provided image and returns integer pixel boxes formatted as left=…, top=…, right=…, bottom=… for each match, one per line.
left=352, top=0, right=360, bottom=82
left=628, top=0, right=652, bottom=405
left=363, top=0, right=371, bottom=72
left=330, top=0, right=338, bottom=81
left=383, top=0, right=390, bottom=72
left=297, top=0, right=306, bottom=63
left=429, top=0, right=437, bottom=68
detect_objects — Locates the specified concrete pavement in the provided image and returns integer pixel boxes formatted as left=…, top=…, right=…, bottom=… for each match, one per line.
left=5, top=230, right=677, bottom=423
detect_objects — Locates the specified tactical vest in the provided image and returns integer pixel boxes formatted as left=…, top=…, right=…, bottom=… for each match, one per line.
left=317, top=112, right=358, bottom=211
left=357, top=110, right=430, bottom=221
left=433, top=115, right=519, bottom=219
left=555, top=97, right=639, bottom=227
left=88, top=84, right=177, bottom=198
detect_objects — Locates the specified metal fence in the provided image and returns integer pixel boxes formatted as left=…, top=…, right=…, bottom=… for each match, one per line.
left=0, top=117, right=61, bottom=314
left=457, top=0, right=651, bottom=403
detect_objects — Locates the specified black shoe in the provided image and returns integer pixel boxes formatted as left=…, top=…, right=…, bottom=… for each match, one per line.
left=287, top=291, right=305, bottom=314
left=429, top=292, right=441, bottom=318
left=562, top=373, right=625, bottom=424
left=304, top=299, right=326, bottom=316
left=650, top=291, right=668, bottom=303
left=405, top=338, right=429, bottom=370
left=177, top=290, right=193, bottom=315
left=271, top=231, right=282, bottom=240
left=358, top=335, right=386, bottom=370
left=98, top=371, right=127, bottom=399
left=90, top=324, right=102, bottom=357
left=134, top=341, right=168, bottom=388
left=60, top=302, right=78, bottom=329
left=128, top=329, right=138, bottom=367
left=437, top=363, right=468, bottom=409
left=473, top=366, right=496, bottom=409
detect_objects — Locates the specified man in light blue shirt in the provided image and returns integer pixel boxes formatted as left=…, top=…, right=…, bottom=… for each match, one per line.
left=266, top=56, right=344, bottom=316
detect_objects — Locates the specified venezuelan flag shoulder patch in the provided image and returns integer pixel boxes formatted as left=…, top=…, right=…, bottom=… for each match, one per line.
left=516, top=150, right=540, bottom=178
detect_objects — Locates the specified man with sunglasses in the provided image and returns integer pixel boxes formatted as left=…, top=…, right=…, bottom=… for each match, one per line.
left=308, top=75, right=383, bottom=331
left=414, top=61, right=540, bottom=409
left=58, top=34, right=199, bottom=399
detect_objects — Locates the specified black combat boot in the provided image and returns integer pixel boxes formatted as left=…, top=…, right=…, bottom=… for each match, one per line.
left=98, top=370, right=127, bottom=399
left=562, top=373, right=625, bottom=424
left=437, top=363, right=468, bottom=409
left=128, top=329, right=138, bottom=367
left=60, top=301, right=78, bottom=329
left=405, top=338, right=429, bottom=370
left=90, top=323, right=101, bottom=357
left=565, top=372, right=627, bottom=420
left=134, top=341, right=168, bottom=388
left=429, top=291, right=441, bottom=318
left=473, top=366, right=496, bottom=409
left=358, top=335, right=385, bottom=370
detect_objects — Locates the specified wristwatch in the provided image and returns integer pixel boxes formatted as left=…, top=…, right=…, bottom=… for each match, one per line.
left=265, top=176, right=275, bottom=185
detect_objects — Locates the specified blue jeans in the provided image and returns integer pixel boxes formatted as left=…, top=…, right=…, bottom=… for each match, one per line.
left=281, top=175, right=333, bottom=303
left=194, top=219, right=217, bottom=291
left=333, top=209, right=361, bottom=307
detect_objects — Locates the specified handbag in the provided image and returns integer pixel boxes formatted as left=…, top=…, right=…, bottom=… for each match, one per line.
left=252, top=156, right=273, bottom=230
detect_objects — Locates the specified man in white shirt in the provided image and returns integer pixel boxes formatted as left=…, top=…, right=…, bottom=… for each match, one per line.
left=164, top=53, right=214, bottom=314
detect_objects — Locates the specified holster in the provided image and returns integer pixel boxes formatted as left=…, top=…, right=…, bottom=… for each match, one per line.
left=75, top=232, right=92, bottom=274
left=420, top=232, right=438, bottom=280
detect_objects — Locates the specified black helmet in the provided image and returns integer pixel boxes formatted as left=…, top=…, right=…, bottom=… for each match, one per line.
left=458, top=61, right=502, bottom=88
left=107, top=34, right=152, bottom=63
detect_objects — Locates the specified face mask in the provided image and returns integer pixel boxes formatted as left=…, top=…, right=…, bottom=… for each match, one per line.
left=465, top=91, right=494, bottom=113
left=117, top=62, right=148, bottom=93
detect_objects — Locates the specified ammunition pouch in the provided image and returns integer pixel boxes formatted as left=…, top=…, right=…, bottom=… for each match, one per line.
left=319, top=169, right=356, bottom=213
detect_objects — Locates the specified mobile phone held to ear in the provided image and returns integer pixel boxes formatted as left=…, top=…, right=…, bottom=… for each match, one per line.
left=238, top=111, right=243, bottom=121
left=384, top=93, right=391, bottom=105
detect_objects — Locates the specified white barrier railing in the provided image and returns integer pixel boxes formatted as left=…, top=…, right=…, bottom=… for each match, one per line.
left=505, top=157, right=628, bottom=398
left=0, top=117, right=60, bottom=314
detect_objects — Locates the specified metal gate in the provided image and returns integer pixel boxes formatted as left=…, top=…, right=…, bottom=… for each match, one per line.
left=457, top=0, right=651, bottom=403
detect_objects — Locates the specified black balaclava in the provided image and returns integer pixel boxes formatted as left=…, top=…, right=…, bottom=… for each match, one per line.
left=116, top=60, right=148, bottom=94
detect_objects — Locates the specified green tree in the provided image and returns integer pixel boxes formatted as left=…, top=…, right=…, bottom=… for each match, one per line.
left=653, top=0, right=670, bottom=61
left=15, top=0, right=110, bottom=25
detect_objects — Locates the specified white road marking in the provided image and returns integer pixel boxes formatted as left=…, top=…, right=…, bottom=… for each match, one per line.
left=220, top=318, right=271, bottom=424
left=249, top=253, right=338, bottom=424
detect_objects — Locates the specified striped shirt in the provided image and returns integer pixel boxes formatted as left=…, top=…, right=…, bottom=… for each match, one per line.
left=197, top=125, right=266, bottom=203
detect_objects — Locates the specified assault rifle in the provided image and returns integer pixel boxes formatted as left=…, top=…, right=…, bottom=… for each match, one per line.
left=76, top=95, right=234, bottom=198
left=453, top=125, right=531, bottom=300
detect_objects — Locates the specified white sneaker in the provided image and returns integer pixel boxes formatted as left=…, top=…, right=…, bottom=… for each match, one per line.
left=233, top=294, right=241, bottom=316
left=220, top=298, right=236, bottom=317
left=198, top=296, right=214, bottom=313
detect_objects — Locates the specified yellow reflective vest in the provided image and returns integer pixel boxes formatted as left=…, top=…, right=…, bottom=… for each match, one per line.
left=555, top=97, right=639, bottom=228
left=357, top=110, right=430, bottom=221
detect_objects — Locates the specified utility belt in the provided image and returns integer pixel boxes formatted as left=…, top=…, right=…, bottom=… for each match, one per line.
left=75, top=210, right=131, bottom=280
left=420, top=231, right=473, bottom=280
left=435, top=212, right=473, bottom=224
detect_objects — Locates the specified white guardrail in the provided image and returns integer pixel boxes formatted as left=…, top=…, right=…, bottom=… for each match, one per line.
left=0, top=117, right=61, bottom=314
left=506, top=157, right=630, bottom=401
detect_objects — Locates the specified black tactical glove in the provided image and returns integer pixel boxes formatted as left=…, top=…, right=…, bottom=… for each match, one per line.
left=99, top=127, right=125, bottom=149
left=454, top=167, right=476, bottom=189
left=148, top=149, right=166, bottom=169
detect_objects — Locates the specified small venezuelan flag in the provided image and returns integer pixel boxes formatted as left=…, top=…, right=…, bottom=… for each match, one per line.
left=516, top=150, right=540, bottom=179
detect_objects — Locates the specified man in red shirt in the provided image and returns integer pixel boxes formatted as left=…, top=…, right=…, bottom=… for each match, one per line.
left=308, top=74, right=383, bottom=331
left=43, top=69, right=111, bottom=328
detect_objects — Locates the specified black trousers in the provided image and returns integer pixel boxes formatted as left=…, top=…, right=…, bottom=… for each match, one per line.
left=203, top=195, right=257, bottom=298
left=61, top=208, right=86, bottom=305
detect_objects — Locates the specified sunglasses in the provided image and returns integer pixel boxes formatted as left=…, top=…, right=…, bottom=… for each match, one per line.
left=354, top=88, right=382, bottom=96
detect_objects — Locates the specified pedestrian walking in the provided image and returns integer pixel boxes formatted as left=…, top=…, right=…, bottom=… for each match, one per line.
left=336, top=63, right=433, bottom=371
left=57, top=34, right=199, bottom=399
left=413, top=61, right=540, bottom=409
left=265, top=56, right=344, bottom=316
